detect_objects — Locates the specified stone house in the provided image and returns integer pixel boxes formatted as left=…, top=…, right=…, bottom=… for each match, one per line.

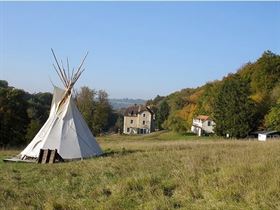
left=123, top=105, right=155, bottom=134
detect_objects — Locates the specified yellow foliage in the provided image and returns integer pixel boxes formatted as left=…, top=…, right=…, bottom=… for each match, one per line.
left=189, top=89, right=204, bottom=103
left=251, top=92, right=265, bottom=103
left=178, top=104, right=197, bottom=125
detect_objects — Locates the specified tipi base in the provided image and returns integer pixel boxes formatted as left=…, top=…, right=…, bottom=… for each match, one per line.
left=3, top=157, right=36, bottom=163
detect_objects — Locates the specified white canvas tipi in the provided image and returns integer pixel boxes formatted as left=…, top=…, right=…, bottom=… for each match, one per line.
left=20, top=50, right=103, bottom=160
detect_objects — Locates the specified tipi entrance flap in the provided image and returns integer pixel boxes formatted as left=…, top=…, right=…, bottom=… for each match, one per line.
left=41, top=117, right=63, bottom=151
left=56, top=97, right=83, bottom=159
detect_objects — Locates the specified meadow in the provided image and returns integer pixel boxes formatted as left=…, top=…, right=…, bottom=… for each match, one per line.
left=1, top=131, right=280, bottom=210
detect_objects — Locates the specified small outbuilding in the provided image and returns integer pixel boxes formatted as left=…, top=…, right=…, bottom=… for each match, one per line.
left=258, top=131, right=280, bottom=141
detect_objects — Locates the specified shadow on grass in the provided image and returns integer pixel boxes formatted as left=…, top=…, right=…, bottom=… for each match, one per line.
left=101, top=148, right=143, bottom=158
left=0, top=148, right=144, bottom=163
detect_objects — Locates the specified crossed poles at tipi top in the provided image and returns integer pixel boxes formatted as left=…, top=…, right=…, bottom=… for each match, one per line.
left=51, top=49, right=88, bottom=112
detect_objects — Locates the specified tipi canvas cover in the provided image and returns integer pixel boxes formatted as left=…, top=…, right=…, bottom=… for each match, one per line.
left=20, top=50, right=103, bottom=160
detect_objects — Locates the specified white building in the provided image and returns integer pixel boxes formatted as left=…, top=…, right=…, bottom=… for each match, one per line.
left=258, top=131, right=280, bottom=141
left=123, top=105, right=155, bottom=135
left=191, top=115, right=215, bottom=136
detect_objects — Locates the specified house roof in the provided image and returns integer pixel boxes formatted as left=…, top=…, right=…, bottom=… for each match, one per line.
left=195, top=115, right=211, bottom=121
left=258, top=130, right=280, bottom=135
left=124, top=105, right=154, bottom=116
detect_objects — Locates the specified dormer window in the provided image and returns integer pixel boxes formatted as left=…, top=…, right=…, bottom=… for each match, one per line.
left=143, top=113, right=145, bottom=117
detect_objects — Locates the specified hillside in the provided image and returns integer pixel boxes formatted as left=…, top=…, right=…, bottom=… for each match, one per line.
left=148, top=51, right=280, bottom=135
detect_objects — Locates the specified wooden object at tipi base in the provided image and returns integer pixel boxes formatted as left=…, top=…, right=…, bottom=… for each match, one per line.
left=37, top=149, right=64, bottom=164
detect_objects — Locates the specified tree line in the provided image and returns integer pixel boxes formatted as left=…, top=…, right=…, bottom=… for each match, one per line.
left=0, top=81, right=121, bottom=147
left=147, top=51, right=280, bottom=138
left=1, top=50, right=279, bottom=145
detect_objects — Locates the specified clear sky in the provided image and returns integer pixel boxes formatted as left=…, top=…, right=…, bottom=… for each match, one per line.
left=0, top=2, right=279, bottom=99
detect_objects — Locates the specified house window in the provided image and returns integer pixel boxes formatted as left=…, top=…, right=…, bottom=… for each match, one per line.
left=131, top=120, right=133, bottom=124
left=127, top=128, right=130, bottom=132
left=143, top=120, right=145, bottom=125
left=208, top=121, right=211, bottom=126
left=143, top=113, right=145, bottom=117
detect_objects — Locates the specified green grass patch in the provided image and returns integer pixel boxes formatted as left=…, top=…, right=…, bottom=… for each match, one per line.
left=100, top=130, right=220, bottom=142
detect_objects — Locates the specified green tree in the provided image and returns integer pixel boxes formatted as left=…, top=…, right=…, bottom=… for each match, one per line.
left=76, top=86, right=96, bottom=129
left=194, top=81, right=221, bottom=117
left=156, top=100, right=170, bottom=130
left=0, top=84, right=29, bottom=146
left=0, top=80, right=8, bottom=88
left=271, top=83, right=280, bottom=103
left=213, top=75, right=257, bottom=138
left=92, top=90, right=113, bottom=135
left=26, top=92, right=52, bottom=132
left=265, top=100, right=280, bottom=131
left=111, top=115, right=123, bottom=133
left=76, top=87, right=114, bottom=135
left=146, top=95, right=165, bottom=106
left=25, top=119, right=41, bottom=142
left=163, top=112, right=188, bottom=134
left=250, top=51, right=280, bottom=93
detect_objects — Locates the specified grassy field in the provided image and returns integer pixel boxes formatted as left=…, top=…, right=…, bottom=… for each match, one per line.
left=1, top=131, right=280, bottom=210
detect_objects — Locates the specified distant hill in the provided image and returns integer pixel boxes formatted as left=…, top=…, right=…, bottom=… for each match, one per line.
left=109, top=98, right=146, bottom=110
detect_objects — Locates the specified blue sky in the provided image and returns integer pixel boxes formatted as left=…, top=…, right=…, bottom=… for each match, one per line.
left=0, top=2, right=279, bottom=99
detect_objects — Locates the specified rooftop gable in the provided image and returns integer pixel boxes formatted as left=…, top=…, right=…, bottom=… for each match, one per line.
left=195, top=115, right=211, bottom=121
left=124, top=105, right=154, bottom=116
